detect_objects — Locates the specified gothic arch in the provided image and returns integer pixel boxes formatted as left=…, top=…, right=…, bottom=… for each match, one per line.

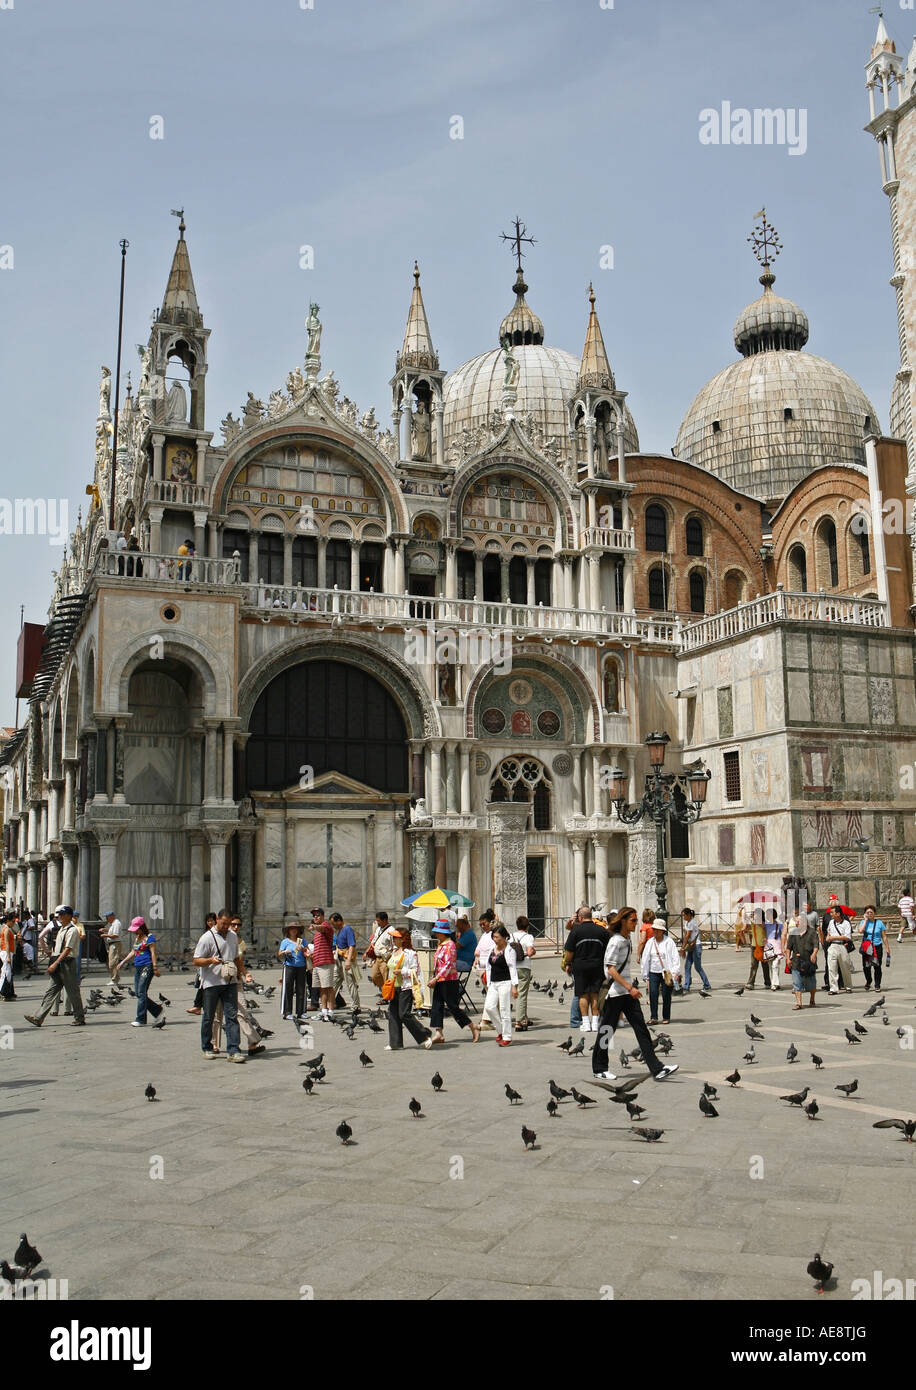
left=448, top=455, right=576, bottom=547
left=105, top=633, right=229, bottom=717
left=237, top=632, right=440, bottom=740
left=464, top=646, right=601, bottom=742
left=62, top=664, right=81, bottom=759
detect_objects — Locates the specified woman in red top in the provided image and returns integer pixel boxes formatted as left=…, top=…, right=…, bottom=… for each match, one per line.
left=428, top=921, right=480, bottom=1045
left=0, top=913, right=19, bottom=1001
left=310, top=915, right=337, bottom=1020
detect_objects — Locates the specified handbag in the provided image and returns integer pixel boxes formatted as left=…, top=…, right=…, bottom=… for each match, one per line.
left=382, top=951, right=403, bottom=1002
left=410, top=970, right=424, bottom=1010
left=753, top=945, right=764, bottom=962
left=654, top=940, right=674, bottom=989
left=381, top=977, right=395, bottom=1001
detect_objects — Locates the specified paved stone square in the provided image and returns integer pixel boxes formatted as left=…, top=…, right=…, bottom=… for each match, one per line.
left=2, top=945, right=914, bottom=1302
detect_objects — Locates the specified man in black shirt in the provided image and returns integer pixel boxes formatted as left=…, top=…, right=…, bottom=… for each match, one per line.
left=562, top=910, right=610, bottom=1033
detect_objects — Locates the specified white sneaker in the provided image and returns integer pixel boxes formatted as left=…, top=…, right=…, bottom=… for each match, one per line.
left=590, top=1015, right=600, bottom=1031
left=130, top=1020, right=145, bottom=1027
left=384, top=1044, right=393, bottom=1051
left=579, top=1021, right=591, bottom=1033
left=654, top=1064, right=679, bottom=1081
left=593, top=1070, right=617, bottom=1080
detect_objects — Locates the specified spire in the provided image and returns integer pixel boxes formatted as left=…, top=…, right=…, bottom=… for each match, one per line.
left=159, top=210, right=202, bottom=328
left=577, top=284, right=615, bottom=391
left=397, top=262, right=439, bottom=370
left=871, top=13, right=896, bottom=58
left=734, top=211, right=809, bottom=355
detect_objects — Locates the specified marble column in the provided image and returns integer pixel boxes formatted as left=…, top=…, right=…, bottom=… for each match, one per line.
left=626, top=749, right=638, bottom=806
left=222, top=724, right=237, bottom=804
left=457, top=832, right=471, bottom=900
left=96, top=828, right=122, bottom=916
left=47, top=781, right=62, bottom=843
left=407, top=829, right=433, bottom=893
left=208, top=830, right=231, bottom=909
left=444, top=540, right=458, bottom=600
left=350, top=542, right=360, bottom=592
left=474, top=554, right=483, bottom=601
left=433, top=401, right=445, bottom=468
left=433, top=833, right=447, bottom=888
left=500, top=556, right=510, bottom=603
left=486, top=801, right=530, bottom=923
left=592, top=746, right=606, bottom=817
left=194, top=509, right=208, bottom=560
left=149, top=505, right=164, bottom=555
left=623, top=558, right=635, bottom=612
left=248, top=533, right=259, bottom=583
left=28, top=801, right=39, bottom=853
left=208, top=519, right=219, bottom=560
left=589, top=554, right=601, bottom=611
left=285, top=813, right=297, bottom=914
left=61, top=845, right=77, bottom=906
left=27, top=865, right=41, bottom=911
left=526, top=557, right=536, bottom=607
left=46, top=856, right=61, bottom=913
left=459, top=743, right=471, bottom=815
left=77, top=833, right=92, bottom=918
left=318, top=536, right=328, bottom=589
left=592, top=833, right=609, bottom=907
left=189, top=833, right=205, bottom=938
left=444, top=742, right=459, bottom=813
left=394, top=539, right=406, bottom=593
left=152, top=433, right=165, bottom=482
left=570, top=835, right=587, bottom=907
left=113, top=720, right=127, bottom=804
left=283, top=534, right=293, bottom=587
left=204, top=721, right=220, bottom=804
left=429, top=742, right=443, bottom=815
left=410, top=743, right=426, bottom=799
left=365, top=815, right=377, bottom=917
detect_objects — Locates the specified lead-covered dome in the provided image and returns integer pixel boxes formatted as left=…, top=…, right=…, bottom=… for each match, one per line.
left=676, top=268, right=878, bottom=504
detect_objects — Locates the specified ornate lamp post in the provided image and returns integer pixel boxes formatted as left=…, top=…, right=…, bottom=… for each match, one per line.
left=606, top=732, right=711, bottom=925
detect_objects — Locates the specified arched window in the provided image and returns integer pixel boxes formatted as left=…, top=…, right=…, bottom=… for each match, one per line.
left=603, top=659, right=622, bottom=713
left=648, top=565, right=669, bottom=611
left=258, top=532, right=284, bottom=585
left=815, top=518, right=839, bottom=588
left=847, top=518, right=871, bottom=580
left=457, top=550, right=475, bottom=599
left=645, top=504, right=668, bottom=552
left=292, top=536, right=318, bottom=588
left=723, top=570, right=747, bottom=607
left=685, top=517, right=704, bottom=556
left=326, top=539, right=350, bottom=589
left=508, top=556, right=527, bottom=604
left=787, top=544, right=807, bottom=592
left=534, top=558, right=552, bottom=606
left=489, top=757, right=552, bottom=829
left=689, top=570, right=706, bottom=614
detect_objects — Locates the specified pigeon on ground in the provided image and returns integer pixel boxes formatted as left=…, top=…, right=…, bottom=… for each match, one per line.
left=780, top=1087, right=810, bottom=1107
left=568, top=1039, right=585, bottom=1058
left=626, top=1100, right=646, bottom=1121
left=546, top=1099, right=560, bottom=1118
left=811, top=1054, right=824, bottom=1069
left=409, top=1098, right=423, bottom=1119
left=743, top=1046, right=756, bottom=1064
left=703, top=1083, right=719, bottom=1101
left=305, top=1053, right=325, bottom=1068
left=873, top=1118, right=916, bottom=1141
left=571, top=1087, right=596, bottom=1108
left=786, top=1042, right=798, bottom=1064
left=629, top=1048, right=643, bottom=1061
left=632, top=1127, right=664, bottom=1142
left=309, top=1065, right=327, bottom=1082
left=746, top=1024, right=765, bottom=1041
left=853, top=1020, right=867, bottom=1035
left=548, top=1080, right=572, bottom=1102
left=699, top=1093, right=719, bottom=1118
left=359, top=1051, right=373, bottom=1068
left=368, top=1018, right=383, bottom=1033
left=656, top=1038, right=675, bottom=1056
left=263, top=986, right=276, bottom=999
left=0, top=1260, right=21, bottom=1282
left=863, top=1001, right=879, bottom=1018
left=431, top=1072, right=443, bottom=1092
left=835, top=1079, right=858, bottom=1097
left=619, top=1049, right=630, bottom=1069
left=505, top=1084, right=522, bottom=1105
left=14, top=1236, right=40, bottom=1275
left=844, top=1028, right=861, bottom=1045
left=874, top=995, right=886, bottom=1007
left=153, top=1017, right=166, bottom=1030
left=335, top=1120, right=352, bottom=1145
left=807, top=1253, right=834, bottom=1294
left=159, top=994, right=171, bottom=1007
left=897, top=1027, right=909, bottom=1039
left=521, top=1125, right=537, bottom=1150
left=734, top=987, right=745, bottom=997
left=882, top=1013, right=890, bottom=1026
left=302, top=1076, right=314, bottom=1094
left=144, top=1083, right=157, bottom=1102
left=750, top=1013, right=762, bottom=1026
left=803, top=1097, right=819, bottom=1119
left=726, top=1069, right=741, bottom=1087
left=558, top=1036, right=572, bottom=1052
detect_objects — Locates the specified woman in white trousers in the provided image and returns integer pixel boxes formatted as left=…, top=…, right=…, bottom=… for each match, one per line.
left=483, top=925, right=519, bottom=1046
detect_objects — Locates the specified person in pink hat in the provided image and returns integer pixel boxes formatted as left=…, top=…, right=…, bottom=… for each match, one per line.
left=114, top=918, right=165, bottom=1028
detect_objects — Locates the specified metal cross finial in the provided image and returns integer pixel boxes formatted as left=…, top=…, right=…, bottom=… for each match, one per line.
left=500, top=217, right=536, bottom=273
left=747, top=208, right=782, bottom=271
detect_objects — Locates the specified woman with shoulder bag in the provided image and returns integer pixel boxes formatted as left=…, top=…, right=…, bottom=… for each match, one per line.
left=511, top=915, right=536, bottom=1031
left=383, top=928, right=433, bottom=1051
left=427, top=921, right=480, bottom=1045
left=483, top=924, right=519, bottom=1046
left=859, top=906, right=889, bottom=991
left=115, top=917, right=164, bottom=1028
left=639, top=919, right=681, bottom=1025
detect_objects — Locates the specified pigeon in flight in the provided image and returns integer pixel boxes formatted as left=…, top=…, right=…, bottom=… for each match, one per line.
left=335, top=1120, right=352, bottom=1146
left=811, top=1054, right=824, bottom=1069
left=844, top=1028, right=862, bottom=1045
left=699, top=1093, right=719, bottom=1118
left=521, top=1125, right=537, bottom=1150
left=430, top=1072, right=443, bottom=1092
left=807, top=1253, right=834, bottom=1294
left=409, top=1097, right=423, bottom=1119
left=872, top=1118, right=916, bottom=1141
left=586, top=1076, right=642, bottom=1097
left=632, top=1127, right=664, bottom=1142
left=159, top=994, right=171, bottom=1007
left=505, top=1084, right=522, bottom=1105
left=804, top=1099, right=819, bottom=1120
left=726, top=1069, right=741, bottom=1087
left=834, top=1079, right=858, bottom=1097
left=786, top=1042, right=798, bottom=1063
left=144, top=1083, right=157, bottom=1102
left=779, top=1087, right=810, bottom=1107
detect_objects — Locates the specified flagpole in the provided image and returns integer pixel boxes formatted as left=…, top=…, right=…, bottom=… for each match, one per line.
left=108, top=239, right=129, bottom=532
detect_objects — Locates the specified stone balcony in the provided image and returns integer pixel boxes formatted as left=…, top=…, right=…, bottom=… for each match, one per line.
left=580, top=526, right=635, bottom=551
left=144, top=478, right=210, bottom=508
left=677, top=589, right=889, bottom=651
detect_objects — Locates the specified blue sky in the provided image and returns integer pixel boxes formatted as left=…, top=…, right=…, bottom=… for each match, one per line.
left=0, top=0, right=903, bottom=722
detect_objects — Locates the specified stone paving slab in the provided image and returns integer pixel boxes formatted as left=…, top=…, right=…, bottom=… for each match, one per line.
left=1, top=947, right=914, bottom=1300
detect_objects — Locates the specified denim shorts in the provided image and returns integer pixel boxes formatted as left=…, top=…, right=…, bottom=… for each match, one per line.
left=791, top=968, right=816, bottom=992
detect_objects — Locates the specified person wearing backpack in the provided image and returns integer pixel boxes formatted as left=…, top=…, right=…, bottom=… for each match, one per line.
left=511, top=915, right=536, bottom=1031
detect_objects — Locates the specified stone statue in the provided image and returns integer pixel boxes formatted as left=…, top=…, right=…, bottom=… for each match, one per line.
left=410, top=797, right=431, bottom=825
left=543, top=435, right=561, bottom=466
left=136, top=345, right=151, bottom=395
left=221, top=411, right=240, bottom=444
left=502, top=337, right=519, bottom=392
left=268, top=389, right=287, bottom=418
left=243, top=392, right=265, bottom=429
left=319, top=369, right=339, bottom=404
left=306, top=302, right=322, bottom=357
left=286, top=365, right=306, bottom=398
left=360, top=407, right=378, bottom=439
left=410, top=399, right=431, bottom=460
left=98, top=366, right=112, bottom=420
left=377, top=428, right=397, bottom=459
left=165, top=380, right=188, bottom=423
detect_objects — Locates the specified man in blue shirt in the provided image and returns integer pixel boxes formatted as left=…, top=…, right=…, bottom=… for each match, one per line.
left=330, top=912, right=361, bottom=1009
left=454, top=917, right=477, bottom=971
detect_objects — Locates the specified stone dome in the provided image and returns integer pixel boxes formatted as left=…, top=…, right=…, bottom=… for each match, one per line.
left=676, top=274, right=879, bottom=503
left=444, top=345, right=639, bottom=454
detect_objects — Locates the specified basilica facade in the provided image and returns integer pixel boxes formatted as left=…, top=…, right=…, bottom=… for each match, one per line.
left=5, top=22, right=916, bottom=944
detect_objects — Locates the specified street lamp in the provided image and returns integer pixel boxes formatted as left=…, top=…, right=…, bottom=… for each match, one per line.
left=606, top=732, right=711, bottom=925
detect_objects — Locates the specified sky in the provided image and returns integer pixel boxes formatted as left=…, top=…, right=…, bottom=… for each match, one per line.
left=0, top=0, right=904, bottom=725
